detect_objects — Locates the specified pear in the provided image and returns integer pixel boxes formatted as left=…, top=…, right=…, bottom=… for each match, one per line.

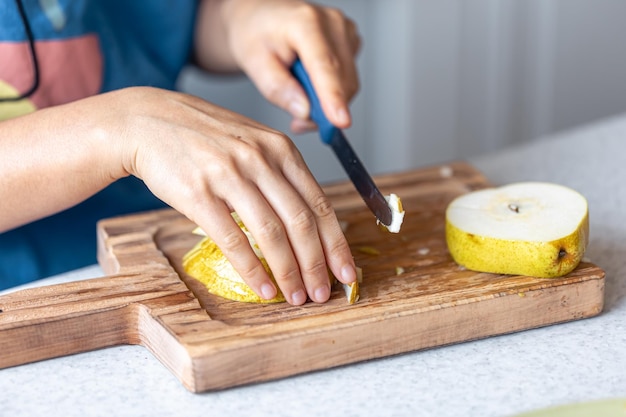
left=378, top=193, right=405, bottom=233
left=183, top=213, right=360, bottom=304
left=182, top=213, right=285, bottom=303
left=445, top=182, right=589, bottom=278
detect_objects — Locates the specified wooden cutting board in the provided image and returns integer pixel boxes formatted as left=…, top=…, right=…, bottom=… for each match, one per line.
left=0, top=162, right=605, bottom=392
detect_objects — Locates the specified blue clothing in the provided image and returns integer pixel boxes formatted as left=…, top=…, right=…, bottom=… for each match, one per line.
left=0, top=0, right=197, bottom=289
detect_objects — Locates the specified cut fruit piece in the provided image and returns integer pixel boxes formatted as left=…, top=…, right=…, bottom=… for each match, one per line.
left=337, top=266, right=362, bottom=305
left=183, top=213, right=361, bottom=304
left=183, top=214, right=284, bottom=303
left=358, top=246, right=380, bottom=256
left=378, top=193, right=405, bottom=233
left=342, top=281, right=359, bottom=304
left=445, top=182, right=589, bottom=278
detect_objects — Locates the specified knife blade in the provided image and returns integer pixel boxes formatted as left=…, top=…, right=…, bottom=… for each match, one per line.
left=290, top=59, right=393, bottom=227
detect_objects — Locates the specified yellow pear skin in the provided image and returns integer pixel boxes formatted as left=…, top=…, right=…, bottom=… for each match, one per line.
left=183, top=212, right=359, bottom=304
left=183, top=235, right=285, bottom=303
left=183, top=213, right=285, bottom=303
left=446, top=214, right=588, bottom=277
left=445, top=182, right=589, bottom=278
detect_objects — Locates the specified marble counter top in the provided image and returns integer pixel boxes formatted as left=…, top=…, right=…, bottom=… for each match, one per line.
left=2, top=115, right=626, bottom=417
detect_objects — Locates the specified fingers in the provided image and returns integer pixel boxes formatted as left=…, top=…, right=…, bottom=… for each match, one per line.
left=126, top=89, right=355, bottom=306
left=277, top=155, right=357, bottom=287
left=218, top=137, right=355, bottom=305
left=193, top=200, right=280, bottom=302
left=239, top=52, right=311, bottom=122
left=232, top=187, right=326, bottom=306
left=288, top=6, right=361, bottom=128
left=290, top=117, right=317, bottom=133
left=172, top=117, right=355, bottom=305
left=252, top=147, right=357, bottom=303
left=235, top=2, right=361, bottom=130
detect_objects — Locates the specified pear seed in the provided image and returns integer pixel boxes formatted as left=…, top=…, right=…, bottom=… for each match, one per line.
left=508, top=203, right=520, bottom=213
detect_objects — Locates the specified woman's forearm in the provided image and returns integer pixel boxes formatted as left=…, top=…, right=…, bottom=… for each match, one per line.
left=0, top=98, right=125, bottom=232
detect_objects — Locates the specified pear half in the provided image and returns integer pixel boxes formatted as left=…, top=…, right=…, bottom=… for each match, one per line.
left=445, top=182, right=589, bottom=278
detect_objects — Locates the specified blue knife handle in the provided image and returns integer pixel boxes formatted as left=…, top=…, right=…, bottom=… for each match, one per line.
left=289, top=58, right=394, bottom=227
left=290, top=58, right=336, bottom=144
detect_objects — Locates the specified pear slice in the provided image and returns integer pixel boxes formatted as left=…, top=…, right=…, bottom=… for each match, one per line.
left=445, top=182, right=589, bottom=278
left=334, top=266, right=363, bottom=304
left=378, top=193, right=405, bottom=233
left=183, top=213, right=285, bottom=303
left=183, top=213, right=360, bottom=304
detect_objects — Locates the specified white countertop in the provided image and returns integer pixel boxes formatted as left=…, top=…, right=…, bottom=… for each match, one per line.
left=2, top=115, right=626, bottom=417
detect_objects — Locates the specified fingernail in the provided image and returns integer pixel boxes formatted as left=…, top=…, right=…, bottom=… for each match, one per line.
left=291, top=289, right=307, bottom=305
left=335, top=107, right=350, bottom=126
left=341, top=264, right=357, bottom=283
left=289, top=96, right=309, bottom=119
left=261, top=283, right=277, bottom=300
left=314, top=285, right=330, bottom=303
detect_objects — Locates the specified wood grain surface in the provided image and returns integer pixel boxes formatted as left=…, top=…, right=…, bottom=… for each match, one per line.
left=0, top=162, right=606, bottom=392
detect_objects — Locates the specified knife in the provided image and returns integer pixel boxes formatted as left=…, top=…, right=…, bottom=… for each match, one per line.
left=290, top=59, right=393, bottom=227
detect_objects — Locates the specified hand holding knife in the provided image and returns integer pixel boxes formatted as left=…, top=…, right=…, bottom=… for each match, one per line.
left=290, top=59, right=393, bottom=227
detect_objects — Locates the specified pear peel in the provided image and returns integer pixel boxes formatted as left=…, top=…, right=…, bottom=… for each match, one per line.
left=445, top=182, right=589, bottom=278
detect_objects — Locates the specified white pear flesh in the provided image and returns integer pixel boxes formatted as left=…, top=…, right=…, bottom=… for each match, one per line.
left=378, top=193, right=405, bottom=233
left=445, top=182, right=589, bottom=278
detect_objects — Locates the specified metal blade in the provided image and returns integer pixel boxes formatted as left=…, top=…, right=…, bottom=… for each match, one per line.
left=329, top=129, right=393, bottom=226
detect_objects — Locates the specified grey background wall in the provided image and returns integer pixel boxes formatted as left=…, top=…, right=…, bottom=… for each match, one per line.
left=178, top=0, right=626, bottom=184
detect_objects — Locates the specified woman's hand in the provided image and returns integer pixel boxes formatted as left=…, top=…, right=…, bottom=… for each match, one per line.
left=0, top=87, right=357, bottom=305
left=124, top=88, right=358, bottom=305
left=194, top=0, right=361, bottom=133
